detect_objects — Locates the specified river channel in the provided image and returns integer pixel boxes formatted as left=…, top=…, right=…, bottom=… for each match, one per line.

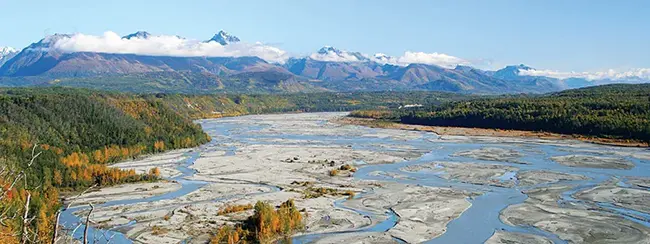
left=60, top=113, right=650, bottom=243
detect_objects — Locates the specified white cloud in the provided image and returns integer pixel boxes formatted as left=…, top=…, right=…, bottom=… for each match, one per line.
left=367, top=51, right=471, bottom=68
left=519, top=68, right=650, bottom=81
left=395, top=51, right=471, bottom=68
left=51, top=31, right=289, bottom=63
left=370, top=53, right=399, bottom=65
left=307, top=46, right=471, bottom=68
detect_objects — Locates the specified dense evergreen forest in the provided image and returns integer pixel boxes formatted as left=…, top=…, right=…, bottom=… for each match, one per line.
left=352, top=84, right=650, bottom=143
left=0, top=87, right=465, bottom=243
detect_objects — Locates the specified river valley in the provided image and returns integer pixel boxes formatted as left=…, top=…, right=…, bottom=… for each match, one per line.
left=59, top=112, right=650, bottom=244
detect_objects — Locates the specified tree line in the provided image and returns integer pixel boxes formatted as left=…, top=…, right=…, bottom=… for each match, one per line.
left=352, top=84, right=650, bottom=143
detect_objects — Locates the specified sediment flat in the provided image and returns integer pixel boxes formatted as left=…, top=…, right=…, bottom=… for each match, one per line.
left=485, top=231, right=553, bottom=244
left=67, top=181, right=181, bottom=205
left=402, top=161, right=519, bottom=188
left=452, top=147, right=526, bottom=164
left=551, top=155, right=635, bottom=169
left=575, top=184, right=650, bottom=214
left=517, top=170, right=589, bottom=187
left=346, top=183, right=473, bottom=243
left=111, top=149, right=191, bottom=178
left=500, top=185, right=650, bottom=243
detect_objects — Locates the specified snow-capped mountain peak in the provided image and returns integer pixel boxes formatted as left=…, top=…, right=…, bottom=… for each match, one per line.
left=492, top=64, right=538, bottom=80
left=311, top=46, right=368, bottom=62
left=1, top=46, right=17, bottom=55
left=122, top=31, right=152, bottom=40
left=41, top=34, right=72, bottom=44
left=19, top=33, right=73, bottom=52
left=317, top=46, right=341, bottom=55
left=515, top=64, right=534, bottom=71
left=206, top=30, right=241, bottom=45
left=0, top=46, right=18, bottom=67
left=372, top=53, right=396, bottom=64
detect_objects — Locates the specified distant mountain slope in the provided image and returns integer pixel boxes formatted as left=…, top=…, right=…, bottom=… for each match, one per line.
left=284, top=57, right=389, bottom=81
left=0, top=49, right=288, bottom=77
left=0, top=32, right=600, bottom=94
left=205, top=30, right=241, bottom=45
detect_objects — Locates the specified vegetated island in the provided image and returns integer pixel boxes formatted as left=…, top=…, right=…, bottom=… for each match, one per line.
left=345, top=84, right=650, bottom=147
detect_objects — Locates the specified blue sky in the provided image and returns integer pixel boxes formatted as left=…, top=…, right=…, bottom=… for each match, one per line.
left=0, top=0, right=648, bottom=71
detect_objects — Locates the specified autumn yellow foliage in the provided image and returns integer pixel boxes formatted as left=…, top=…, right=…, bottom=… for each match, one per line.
left=151, top=225, right=168, bottom=236
left=154, top=140, right=166, bottom=152
left=210, top=199, right=303, bottom=244
left=218, top=204, right=254, bottom=216
left=211, top=225, right=248, bottom=244
left=149, top=167, right=161, bottom=178
left=253, top=199, right=303, bottom=243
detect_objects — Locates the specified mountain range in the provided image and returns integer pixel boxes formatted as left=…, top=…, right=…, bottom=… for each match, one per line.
left=0, top=31, right=645, bottom=94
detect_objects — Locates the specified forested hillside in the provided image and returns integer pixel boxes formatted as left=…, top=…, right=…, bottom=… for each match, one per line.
left=352, top=84, right=650, bottom=143
left=155, top=90, right=469, bottom=119
left=0, top=88, right=210, bottom=243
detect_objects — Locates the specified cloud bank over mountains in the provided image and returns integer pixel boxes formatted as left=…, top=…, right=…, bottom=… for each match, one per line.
left=519, top=68, right=650, bottom=81
left=12, top=30, right=650, bottom=81
left=395, top=51, right=471, bottom=68
left=307, top=46, right=471, bottom=68
left=51, top=31, right=289, bottom=63
left=44, top=31, right=474, bottom=68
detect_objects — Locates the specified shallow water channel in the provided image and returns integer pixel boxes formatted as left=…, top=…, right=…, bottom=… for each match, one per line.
left=61, top=113, right=650, bottom=243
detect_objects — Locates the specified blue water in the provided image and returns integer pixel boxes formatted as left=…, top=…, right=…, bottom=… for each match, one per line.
left=60, top=113, right=650, bottom=243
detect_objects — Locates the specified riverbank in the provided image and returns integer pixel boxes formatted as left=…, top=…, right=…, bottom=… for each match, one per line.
left=336, top=117, right=648, bottom=147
